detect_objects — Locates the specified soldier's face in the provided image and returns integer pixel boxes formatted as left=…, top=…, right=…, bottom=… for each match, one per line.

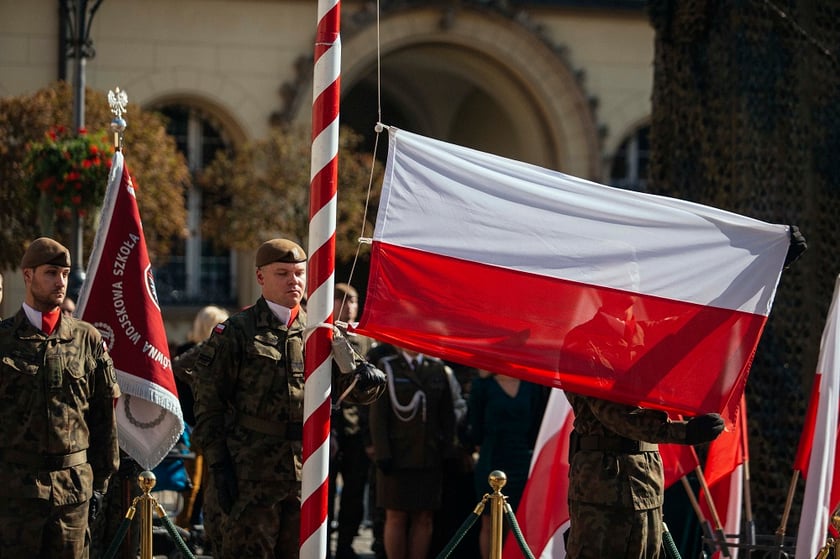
left=257, top=261, right=306, bottom=308
left=334, top=294, right=358, bottom=322
left=25, top=265, right=69, bottom=312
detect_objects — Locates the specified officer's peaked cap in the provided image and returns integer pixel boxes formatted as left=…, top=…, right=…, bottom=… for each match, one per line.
left=21, top=237, right=71, bottom=269
left=256, top=238, right=307, bottom=267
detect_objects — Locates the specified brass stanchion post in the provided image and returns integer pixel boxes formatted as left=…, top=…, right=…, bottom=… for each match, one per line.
left=137, top=471, right=157, bottom=559
left=488, top=470, right=507, bottom=559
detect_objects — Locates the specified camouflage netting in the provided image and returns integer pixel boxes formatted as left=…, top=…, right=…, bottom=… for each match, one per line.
left=648, top=0, right=840, bottom=534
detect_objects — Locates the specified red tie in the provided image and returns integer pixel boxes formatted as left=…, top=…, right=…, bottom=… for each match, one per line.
left=287, top=305, right=300, bottom=327
left=42, top=308, right=60, bottom=335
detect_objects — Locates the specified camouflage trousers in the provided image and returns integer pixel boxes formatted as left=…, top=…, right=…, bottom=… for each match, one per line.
left=0, top=496, right=89, bottom=558
left=210, top=479, right=301, bottom=559
left=566, top=501, right=662, bottom=559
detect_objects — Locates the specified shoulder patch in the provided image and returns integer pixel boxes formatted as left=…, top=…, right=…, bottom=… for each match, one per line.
left=213, top=323, right=226, bottom=334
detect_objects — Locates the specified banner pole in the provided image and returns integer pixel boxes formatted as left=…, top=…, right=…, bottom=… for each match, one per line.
left=301, top=0, right=341, bottom=557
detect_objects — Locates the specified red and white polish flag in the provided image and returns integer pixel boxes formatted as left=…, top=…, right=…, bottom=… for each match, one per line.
left=77, top=151, right=184, bottom=470
left=795, top=274, right=840, bottom=559
left=356, top=128, right=791, bottom=418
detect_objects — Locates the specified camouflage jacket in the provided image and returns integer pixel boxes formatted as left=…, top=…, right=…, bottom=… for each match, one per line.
left=0, top=310, right=121, bottom=504
left=565, top=392, right=688, bottom=511
left=192, top=297, right=384, bottom=481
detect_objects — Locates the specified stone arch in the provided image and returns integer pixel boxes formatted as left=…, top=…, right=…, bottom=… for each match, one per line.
left=329, top=6, right=601, bottom=179
left=126, top=70, right=250, bottom=147
left=604, top=116, right=651, bottom=165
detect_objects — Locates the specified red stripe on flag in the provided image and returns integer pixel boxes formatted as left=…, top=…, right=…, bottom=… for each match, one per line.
left=795, top=374, right=822, bottom=474
left=699, top=396, right=747, bottom=546
left=356, top=242, right=767, bottom=417
left=660, top=443, right=700, bottom=488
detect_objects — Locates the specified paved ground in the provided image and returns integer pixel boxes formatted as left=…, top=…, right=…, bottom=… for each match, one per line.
left=152, top=486, right=382, bottom=558
left=334, top=523, right=377, bottom=559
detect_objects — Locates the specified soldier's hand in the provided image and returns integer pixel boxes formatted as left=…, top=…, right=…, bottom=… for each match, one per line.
left=354, top=362, right=387, bottom=391
left=212, top=457, right=238, bottom=514
left=685, top=413, right=725, bottom=445
left=88, top=490, right=104, bottom=522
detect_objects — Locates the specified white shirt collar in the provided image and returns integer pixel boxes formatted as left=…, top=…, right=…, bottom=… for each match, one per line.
left=265, top=299, right=293, bottom=325
left=22, top=302, right=43, bottom=330
left=402, top=351, right=423, bottom=368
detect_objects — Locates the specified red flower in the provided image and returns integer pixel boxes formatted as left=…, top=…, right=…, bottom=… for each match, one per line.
left=38, top=177, right=55, bottom=191
left=25, top=127, right=112, bottom=213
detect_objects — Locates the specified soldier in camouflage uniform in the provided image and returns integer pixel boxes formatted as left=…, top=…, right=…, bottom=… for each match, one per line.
left=562, top=291, right=724, bottom=558
left=0, top=237, right=120, bottom=559
left=192, top=239, right=386, bottom=559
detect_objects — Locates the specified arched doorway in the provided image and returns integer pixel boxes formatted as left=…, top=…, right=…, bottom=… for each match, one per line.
left=335, top=6, right=601, bottom=179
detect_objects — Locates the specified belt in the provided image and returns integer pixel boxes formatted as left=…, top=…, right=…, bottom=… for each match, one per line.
left=1, top=448, right=88, bottom=470
left=237, top=414, right=303, bottom=440
left=576, top=435, right=658, bottom=454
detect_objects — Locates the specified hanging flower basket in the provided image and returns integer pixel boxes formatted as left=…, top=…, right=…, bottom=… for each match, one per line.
left=24, top=126, right=113, bottom=216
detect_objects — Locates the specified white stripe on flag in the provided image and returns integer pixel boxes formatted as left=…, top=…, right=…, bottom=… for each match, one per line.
left=379, top=128, right=789, bottom=313
left=795, top=274, right=840, bottom=559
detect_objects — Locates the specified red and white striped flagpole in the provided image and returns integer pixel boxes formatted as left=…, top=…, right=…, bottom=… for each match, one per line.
left=302, top=0, right=341, bottom=556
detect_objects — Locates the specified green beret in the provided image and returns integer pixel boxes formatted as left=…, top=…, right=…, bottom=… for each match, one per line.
left=255, top=239, right=307, bottom=267
left=21, top=237, right=71, bottom=269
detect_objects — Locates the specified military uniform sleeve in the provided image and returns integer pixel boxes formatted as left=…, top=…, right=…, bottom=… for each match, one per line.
left=332, top=360, right=386, bottom=405
left=193, top=325, right=238, bottom=466
left=577, top=394, right=688, bottom=444
left=172, top=342, right=204, bottom=387
left=88, top=337, right=121, bottom=493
